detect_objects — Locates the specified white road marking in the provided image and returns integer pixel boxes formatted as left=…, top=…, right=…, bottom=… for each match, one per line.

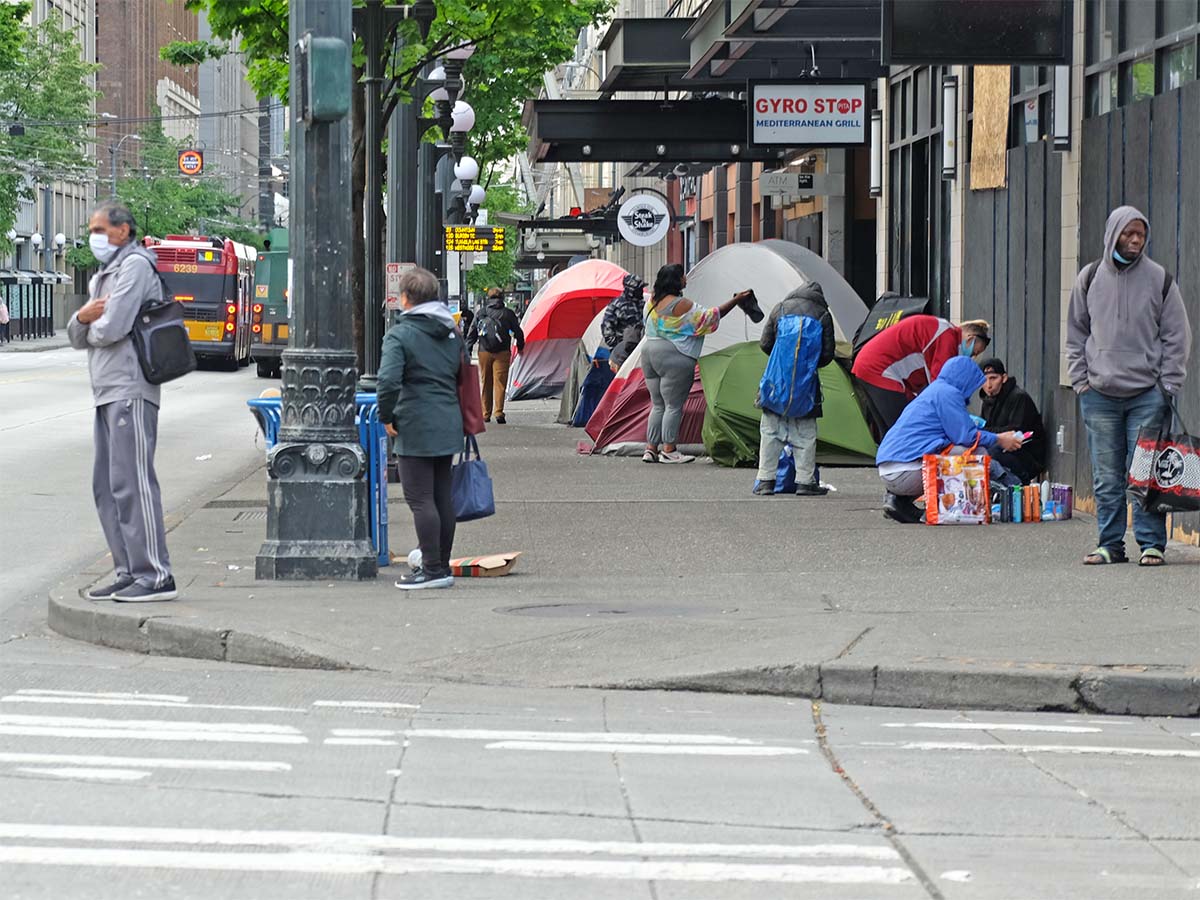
left=882, top=722, right=1102, bottom=734
left=313, top=701, right=420, bottom=710
left=0, top=822, right=903, bottom=862
left=12, top=690, right=189, bottom=703
left=941, top=870, right=973, bottom=882
left=0, top=714, right=306, bottom=745
left=405, top=729, right=769, bottom=745
left=0, top=753, right=290, bottom=773
left=484, top=740, right=807, bottom=756
left=0, top=846, right=913, bottom=884
left=2, top=696, right=304, bottom=713
left=330, top=729, right=397, bottom=737
left=13, top=767, right=150, bottom=782
left=323, top=738, right=399, bottom=747
left=865, top=741, right=1200, bottom=759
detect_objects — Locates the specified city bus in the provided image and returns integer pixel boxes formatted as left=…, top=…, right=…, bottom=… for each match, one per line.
left=250, top=227, right=290, bottom=378
left=145, top=234, right=256, bottom=369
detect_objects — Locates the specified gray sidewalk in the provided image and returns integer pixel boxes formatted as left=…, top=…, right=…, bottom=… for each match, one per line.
left=49, top=401, right=1200, bottom=716
left=0, top=329, right=71, bottom=352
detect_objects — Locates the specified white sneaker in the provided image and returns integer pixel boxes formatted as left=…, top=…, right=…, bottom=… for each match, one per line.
left=658, top=449, right=695, bottom=464
left=641, top=449, right=659, bottom=463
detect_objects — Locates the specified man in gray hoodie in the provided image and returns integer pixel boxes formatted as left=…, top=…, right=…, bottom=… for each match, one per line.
left=68, top=203, right=176, bottom=601
left=1067, top=205, right=1192, bottom=567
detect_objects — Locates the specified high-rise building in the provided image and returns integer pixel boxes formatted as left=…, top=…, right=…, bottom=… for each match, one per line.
left=198, top=16, right=259, bottom=213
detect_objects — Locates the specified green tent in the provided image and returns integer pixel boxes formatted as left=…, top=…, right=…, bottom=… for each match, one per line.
left=698, top=342, right=878, bottom=467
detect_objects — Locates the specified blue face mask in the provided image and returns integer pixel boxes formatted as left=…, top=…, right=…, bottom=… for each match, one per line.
left=959, top=339, right=976, bottom=356
left=1113, top=249, right=1135, bottom=265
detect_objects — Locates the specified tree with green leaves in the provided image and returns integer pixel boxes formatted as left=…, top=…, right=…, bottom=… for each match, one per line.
left=162, top=0, right=613, bottom=364
left=0, top=5, right=99, bottom=258
left=65, top=121, right=262, bottom=270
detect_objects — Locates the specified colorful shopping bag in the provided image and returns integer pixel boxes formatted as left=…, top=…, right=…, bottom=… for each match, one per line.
left=922, top=440, right=992, bottom=525
left=1128, top=400, right=1200, bottom=514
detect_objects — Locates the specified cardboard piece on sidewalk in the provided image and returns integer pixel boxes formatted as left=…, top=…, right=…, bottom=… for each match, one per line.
left=449, top=552, right=522, bottom=578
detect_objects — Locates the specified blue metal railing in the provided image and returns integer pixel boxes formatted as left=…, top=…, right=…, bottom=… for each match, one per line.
left=247, top=393, right=389, bottom=567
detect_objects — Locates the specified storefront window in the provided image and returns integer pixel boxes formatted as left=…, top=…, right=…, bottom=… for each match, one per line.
left=1127, top=55, right=1156, bottom=102
left=1164, top=40, right=1197, bottom=90
left=1087, top=71, right=1118, bottom=117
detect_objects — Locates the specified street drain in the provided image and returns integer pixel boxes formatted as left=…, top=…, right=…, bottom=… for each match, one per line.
left=232, top=510, right=267, bottom=522
left=496, top=603, right=725, bottom=619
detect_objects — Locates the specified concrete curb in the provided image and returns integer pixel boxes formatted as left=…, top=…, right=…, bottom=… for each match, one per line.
left=48, top=593, right=357, bottom=671
left=598, top=662, right=1200, bottom=718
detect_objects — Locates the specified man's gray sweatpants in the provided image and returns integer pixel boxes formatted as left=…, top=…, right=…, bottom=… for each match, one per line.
left=93, top=398, right=172, bottom=588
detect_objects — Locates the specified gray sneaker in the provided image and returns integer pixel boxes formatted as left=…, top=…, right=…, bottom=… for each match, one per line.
left=658, top=449, right=695, bottom=464
left=84, top=576, right=135, bottom=601
left=112, top=578, right=178, bottom=602
left=395, top=569, right=455, bottom=590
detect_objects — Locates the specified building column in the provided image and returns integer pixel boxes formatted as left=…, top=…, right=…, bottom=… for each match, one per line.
left=713, top=164, right=728, bottom=249
left=734, top=162, right=753, bottom=243
left=822, top=149, right=848, bottom=275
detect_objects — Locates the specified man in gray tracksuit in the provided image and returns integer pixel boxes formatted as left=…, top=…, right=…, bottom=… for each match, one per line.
left=1067, top=205, right=1192, bottom=567
left=68, top=203, right=176, bottom=601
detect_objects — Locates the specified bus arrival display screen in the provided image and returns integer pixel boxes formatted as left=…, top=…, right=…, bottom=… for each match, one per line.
left=444, top=226, right=506, bottom=253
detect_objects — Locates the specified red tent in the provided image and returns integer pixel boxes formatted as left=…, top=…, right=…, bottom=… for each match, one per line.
left=583, top=366, right=707, bottom=456
left=507, top=259, right=628, bottom=401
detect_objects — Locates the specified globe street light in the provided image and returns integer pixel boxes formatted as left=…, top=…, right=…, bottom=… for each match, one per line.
left=453, top=155, right=479, bottom=186
left=468, top=184, right=486, bottom=207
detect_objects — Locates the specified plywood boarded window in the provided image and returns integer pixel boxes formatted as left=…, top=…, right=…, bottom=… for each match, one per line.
left=970, top=66, right=1011, bottom=190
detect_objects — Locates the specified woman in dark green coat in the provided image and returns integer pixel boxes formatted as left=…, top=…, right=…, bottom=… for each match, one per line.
left=377, top=267, right=464, bottom=590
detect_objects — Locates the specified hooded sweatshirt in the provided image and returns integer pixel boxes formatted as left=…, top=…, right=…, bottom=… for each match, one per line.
left=851, top=314, right=962, bottom=398
left=376, top=304, right=464, bottom=457
left=466, top=297, right=525, bottom=354
left=876, top=356, right=999, bottom=465
left=1066, top=205, right=1192, bottom=397
left=66, top=239, right=164, bottom=407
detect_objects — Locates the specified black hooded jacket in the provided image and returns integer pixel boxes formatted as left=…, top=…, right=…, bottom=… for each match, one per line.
left=759, top=282, right=836, bottom=419
left=980, top=376, right=1046, bottom=472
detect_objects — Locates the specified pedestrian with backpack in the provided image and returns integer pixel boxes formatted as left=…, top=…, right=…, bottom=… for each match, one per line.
left=465, top=287, right=525, bottom=424
left=753, top=281, right=837, bottom=496
left=1067, top=205, right=1191, bottom=567
left=67, top=203, right=177, bottom=602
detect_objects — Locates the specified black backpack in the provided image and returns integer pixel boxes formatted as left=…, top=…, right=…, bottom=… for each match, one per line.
left=476, top=311, right=506, bottom=353
left=129, top=261, right=197, bottom=385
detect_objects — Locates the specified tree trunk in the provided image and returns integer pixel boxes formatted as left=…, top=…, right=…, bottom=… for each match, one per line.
left=351, top=62, right=366, bottom=373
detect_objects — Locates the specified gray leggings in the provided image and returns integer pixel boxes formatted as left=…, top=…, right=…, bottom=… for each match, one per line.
left=641, top=338, right=696, bottom=446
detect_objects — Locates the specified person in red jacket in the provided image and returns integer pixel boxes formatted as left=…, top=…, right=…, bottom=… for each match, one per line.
left=852, top=315, right=991, bottom=440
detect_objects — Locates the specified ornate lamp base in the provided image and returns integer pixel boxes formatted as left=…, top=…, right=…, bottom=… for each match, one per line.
left=255, top=349, right=379, bottom=581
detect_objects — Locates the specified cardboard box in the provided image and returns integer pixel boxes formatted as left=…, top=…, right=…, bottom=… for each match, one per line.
left=448, top=552, right=522, bottom=578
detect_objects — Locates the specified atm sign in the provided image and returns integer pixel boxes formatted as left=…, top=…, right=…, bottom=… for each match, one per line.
left=178, top=149, right=204, bottom=176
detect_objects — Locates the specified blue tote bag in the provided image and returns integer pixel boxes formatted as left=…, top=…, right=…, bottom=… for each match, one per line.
left=452, top=435, right=495, bottom=522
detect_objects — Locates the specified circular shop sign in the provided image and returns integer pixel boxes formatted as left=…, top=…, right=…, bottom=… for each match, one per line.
left=178, top=149, right=204, bottom=176
left=617, top=192, right=671, bottom=247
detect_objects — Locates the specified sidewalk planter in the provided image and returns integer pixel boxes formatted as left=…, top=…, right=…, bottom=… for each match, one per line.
left=247, top=393, right=389, bottom=567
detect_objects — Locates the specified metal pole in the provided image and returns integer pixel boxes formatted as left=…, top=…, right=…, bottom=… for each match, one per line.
left=109, top=147, right=117, bottom=199
left=257, top=0, right=377, bottom=581
left=360, top=0, right=384, bottom=383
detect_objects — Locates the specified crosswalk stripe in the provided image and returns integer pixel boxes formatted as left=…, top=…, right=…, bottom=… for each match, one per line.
left=404, top=729, right=775, bottom=745
left=0, top=846, right=914, bottom=884
left=483, top=740, right=807, bottom=756
left=881, top=722, right=1102, bottom=734
left=14, top=767, right=151, bottom=781
left=863, top=741, right=1200, bottom=759
left=0, top=753, right=290, bottom=772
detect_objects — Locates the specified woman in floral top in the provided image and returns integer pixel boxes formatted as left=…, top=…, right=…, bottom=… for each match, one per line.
left=641, top=263, right=754, bottom=463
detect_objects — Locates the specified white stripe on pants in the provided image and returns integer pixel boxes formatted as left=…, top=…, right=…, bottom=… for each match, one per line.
left=756, top=411, right=818, bottom=485
left=93, top=398, right=172, bottom=588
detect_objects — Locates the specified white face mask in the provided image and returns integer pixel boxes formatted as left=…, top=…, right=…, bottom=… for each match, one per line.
left=89, top=232, right=118, bottom=263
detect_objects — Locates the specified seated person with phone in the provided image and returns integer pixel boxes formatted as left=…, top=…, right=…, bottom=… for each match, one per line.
left=978, top=358, right=1046, bottom=485
left=876, top=357, right=1026, bottom=524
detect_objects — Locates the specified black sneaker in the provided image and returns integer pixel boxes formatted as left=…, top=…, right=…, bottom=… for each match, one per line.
left=882, top=493, right=922, bottom=524
left=794, top=482, right=829, bottom=496
left=84, top=576, right=134, bottom=601
left=112, top=578, right=178, bottom=602
left=496, top=414, right=506, bottom=424
left=752, top=481, right=775, bottom=496
left=395, top=568, right=454, bottom=591
left=737, top=290, right=765, bottom=323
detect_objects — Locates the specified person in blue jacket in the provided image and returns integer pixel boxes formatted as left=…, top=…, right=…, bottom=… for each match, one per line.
left=876, top=356, right=1025, bottom=523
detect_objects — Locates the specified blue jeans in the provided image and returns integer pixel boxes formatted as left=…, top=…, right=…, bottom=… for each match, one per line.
left=1078, top=387, right=1170, bottom=553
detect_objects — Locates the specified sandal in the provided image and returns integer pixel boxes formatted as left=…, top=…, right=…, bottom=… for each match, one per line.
left=1138, top=548, right=1166, bottom=567
left=1083, top=547, right=1128, bottom=565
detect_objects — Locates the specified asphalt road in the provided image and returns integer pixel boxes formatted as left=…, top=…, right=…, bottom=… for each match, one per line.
left=0, top=348, right=265, bottom=613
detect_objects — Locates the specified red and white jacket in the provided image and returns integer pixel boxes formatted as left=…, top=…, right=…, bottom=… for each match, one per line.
left=851, top=315, right=962, bottom=398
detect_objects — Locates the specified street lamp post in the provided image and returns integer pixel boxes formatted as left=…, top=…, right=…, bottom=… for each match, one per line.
left=108, top=134, right=140, bottom=199
left=256, top=0, right=377, bottom=581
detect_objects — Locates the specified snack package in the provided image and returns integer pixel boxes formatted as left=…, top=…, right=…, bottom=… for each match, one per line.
left=923, top=448, right=992, bottom=525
